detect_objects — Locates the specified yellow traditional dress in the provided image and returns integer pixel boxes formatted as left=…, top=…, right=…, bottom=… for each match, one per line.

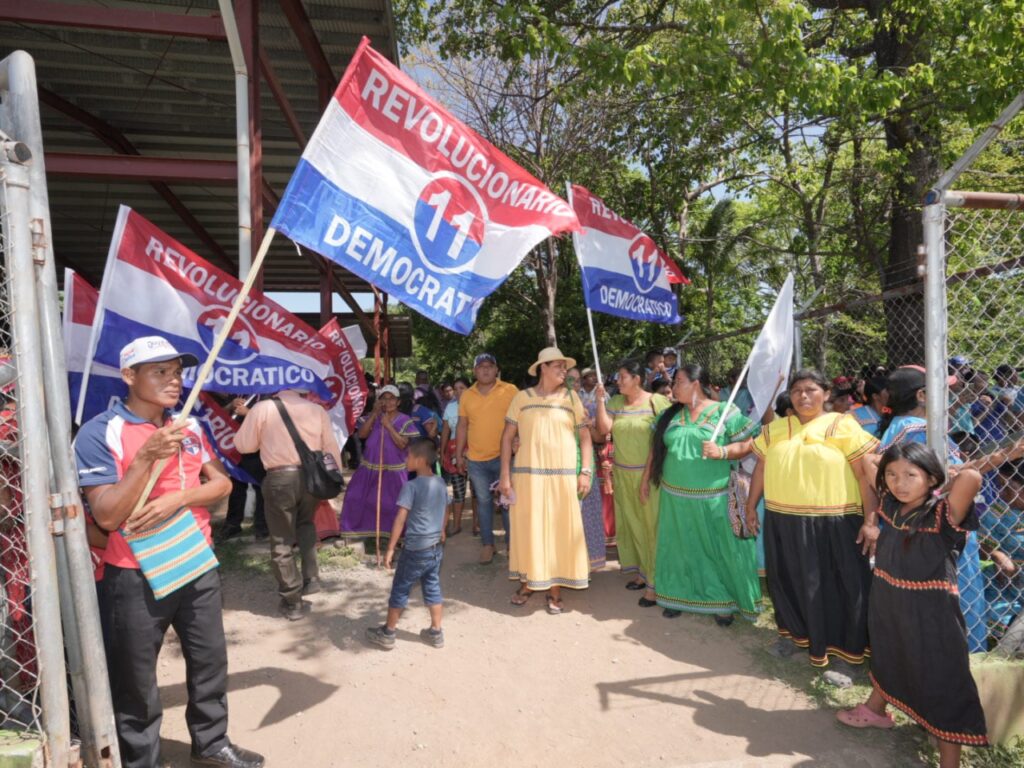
left=506, top=388, right=589, bottom=590
left=752, top=413, right=878, bottom=667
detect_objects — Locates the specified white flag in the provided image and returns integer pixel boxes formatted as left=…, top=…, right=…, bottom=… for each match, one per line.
left=745, top=273, right=795, bottom=420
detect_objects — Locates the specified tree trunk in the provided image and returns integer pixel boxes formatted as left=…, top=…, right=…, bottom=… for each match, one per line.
left=875, top=2, right=938, bottom=366
left=535, top=239, right=559, bottom=347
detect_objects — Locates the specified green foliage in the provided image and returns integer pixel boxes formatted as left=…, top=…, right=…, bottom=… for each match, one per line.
left=387, top=1, right=1024, bottom=380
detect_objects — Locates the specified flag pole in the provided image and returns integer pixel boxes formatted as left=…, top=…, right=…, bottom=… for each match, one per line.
left=374, top=424, right=384, bottom=568
left=708, top=356, right=751, bottom=444
left=566, top=182, right=602, bottom=382
left=127, top=227, right=279, bottom=518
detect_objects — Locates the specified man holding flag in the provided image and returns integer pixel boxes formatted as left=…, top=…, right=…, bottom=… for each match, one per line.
left=74, top=336, right=263, bottom=768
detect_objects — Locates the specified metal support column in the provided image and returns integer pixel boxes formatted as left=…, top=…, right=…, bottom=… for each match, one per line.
left=922, top=202, right=949, bottom=464
left=239, top=0, right=263, bottom=289
left=0, top=157, right=70, bottom=768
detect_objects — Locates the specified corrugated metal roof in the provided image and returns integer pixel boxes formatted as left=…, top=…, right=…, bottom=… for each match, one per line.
left=0, top=0, right=398, bottom=301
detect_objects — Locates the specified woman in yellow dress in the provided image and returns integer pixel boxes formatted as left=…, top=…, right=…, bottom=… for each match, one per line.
left=745, top=369, right=879, bottom=679
left=499, top=347, right=593, bottom=614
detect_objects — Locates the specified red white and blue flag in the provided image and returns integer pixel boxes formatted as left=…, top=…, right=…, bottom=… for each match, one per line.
left=569, top=184, right=685, bottom=325
left=314, top=318, right=369, bottom=446
left=86, top=206, right=336, bottom=402
left=270, top=37, right=581, bottom=335
left=63, top=269, right=256, bottom=484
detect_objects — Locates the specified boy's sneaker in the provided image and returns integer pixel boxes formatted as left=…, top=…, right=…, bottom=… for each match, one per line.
left=419, top=627, right=444, bottom=649
left=366, top=625, right=396, bottom=650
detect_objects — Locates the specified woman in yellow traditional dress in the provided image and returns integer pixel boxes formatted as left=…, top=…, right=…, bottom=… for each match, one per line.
left=745, top=369, right=879, bottom=682
left=499, top=347, right=593, bottom=614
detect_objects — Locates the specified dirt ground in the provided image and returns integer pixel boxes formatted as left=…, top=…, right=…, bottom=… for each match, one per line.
left=148, top=516, right=935, bottom=768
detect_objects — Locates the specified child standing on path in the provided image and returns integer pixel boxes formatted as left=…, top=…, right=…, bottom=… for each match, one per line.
left=367, top=438, right=448, bottom=650
left=837, top=442, right=987, bottom=767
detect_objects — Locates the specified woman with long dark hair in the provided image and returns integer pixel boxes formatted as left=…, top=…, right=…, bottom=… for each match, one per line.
left=594, top=359, right=671, bottom=606
left=643, top=364, right=761, bottom=624
left=745, top=369, right=879, bottom=681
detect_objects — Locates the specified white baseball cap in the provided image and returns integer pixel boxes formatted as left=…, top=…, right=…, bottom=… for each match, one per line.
left=120, top=336, right=199, bottom=370
left=378, top=384, right=400, bottom=398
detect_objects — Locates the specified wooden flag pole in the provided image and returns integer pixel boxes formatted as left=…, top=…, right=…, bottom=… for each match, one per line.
left=708, top=356, right=751, bottom=444
left=565, top=182, right=603, bottom=382
left=374, top=422, right=385, bottom=567
left=127, top=227, right=278, bottom=518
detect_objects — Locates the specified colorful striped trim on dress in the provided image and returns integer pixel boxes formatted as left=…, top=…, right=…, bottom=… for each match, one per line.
left=620, top=565, right=649, bottom=584
left=765, top=500, right=862, bottom=516
left=359, top=459, right=408, bottom=471
left=777, top=629, right=869, bottom=666
left=660, top=480, right=728, bottom=500
left=519, top=403, right=574, bottom=415
left=868, top=671, right=989, bottom=746
left=509, top=571, right=590, bottom=590
left=727, top=420, right=759, bottom=442
left=510, top=466, right=576, bottom=476
left=655, top=592, right=760, bottom=620
left=873, top=567, right=958, bottom=595
left=612, top=460, right=647, bottom=471
left=343, top=530, right=394, bottom=538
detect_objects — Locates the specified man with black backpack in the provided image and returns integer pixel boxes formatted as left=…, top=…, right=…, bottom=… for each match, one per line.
left=235, top=388, right=342, bottom=620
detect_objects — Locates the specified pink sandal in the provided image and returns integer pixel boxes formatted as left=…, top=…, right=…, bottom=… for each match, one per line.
left=836, top=703, right=894, bottom=729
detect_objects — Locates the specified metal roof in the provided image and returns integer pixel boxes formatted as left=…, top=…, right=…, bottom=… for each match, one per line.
left=0, top=0, right=396, bottom=300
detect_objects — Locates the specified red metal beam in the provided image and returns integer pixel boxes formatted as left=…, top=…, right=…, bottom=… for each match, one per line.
left=0, top=0, right=227, bottom=40
left=37, top=88, right=235, bottom=271
left=277, top=0, right=335, bottom=86
left=259, top=46, right=307, bottom=148
left=46, top=153, right=237, bottom=183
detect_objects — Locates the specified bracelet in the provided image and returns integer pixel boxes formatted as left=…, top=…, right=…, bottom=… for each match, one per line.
left=719, top=444, right=727, bottom=460
left=580, top=468, right=593, bottom=476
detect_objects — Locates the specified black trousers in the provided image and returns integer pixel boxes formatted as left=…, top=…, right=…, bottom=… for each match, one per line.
left=100, top=566, right=229, bottom=768
left=224, top=478, right=267, bottom=534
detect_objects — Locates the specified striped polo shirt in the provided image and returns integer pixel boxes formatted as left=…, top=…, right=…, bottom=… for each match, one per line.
left=74, top=399, right=214, bottom=570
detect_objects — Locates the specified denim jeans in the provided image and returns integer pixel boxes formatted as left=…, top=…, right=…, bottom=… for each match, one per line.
left=388, top=544, right=443, bottom=609
left=467, top=457, right=507, bottom=547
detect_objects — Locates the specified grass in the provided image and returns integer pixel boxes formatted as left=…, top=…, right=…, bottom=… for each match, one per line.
left=215, top=537, right=361, bottom=574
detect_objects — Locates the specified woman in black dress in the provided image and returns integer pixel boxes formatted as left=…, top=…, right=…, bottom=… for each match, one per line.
left=838, top=442, right=987, bottom=767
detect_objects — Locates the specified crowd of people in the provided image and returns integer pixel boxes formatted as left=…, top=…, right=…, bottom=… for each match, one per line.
left=71, top=334, right=1024, bottom=768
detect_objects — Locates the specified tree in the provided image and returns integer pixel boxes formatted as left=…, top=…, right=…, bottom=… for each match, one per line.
left=420, top=0, right=1024, bottom=364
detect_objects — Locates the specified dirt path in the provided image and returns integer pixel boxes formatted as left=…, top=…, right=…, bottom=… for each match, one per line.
left=153, top=531, right=921, bottom=767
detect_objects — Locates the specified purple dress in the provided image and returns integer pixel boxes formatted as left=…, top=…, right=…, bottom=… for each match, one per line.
left=580, top=397, right=607, bottom=571
left=340, top=413, right=419, bottom=538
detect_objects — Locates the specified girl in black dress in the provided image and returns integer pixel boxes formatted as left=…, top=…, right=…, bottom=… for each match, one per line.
left=837, top=442, right=987, bottom=767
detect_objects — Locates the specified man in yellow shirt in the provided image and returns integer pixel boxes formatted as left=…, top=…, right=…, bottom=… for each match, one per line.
left=455, top=353, right=519, bottom=564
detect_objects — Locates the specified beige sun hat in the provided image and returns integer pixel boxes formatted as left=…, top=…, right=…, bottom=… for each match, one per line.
left=528, top=346, right=577, bottom=377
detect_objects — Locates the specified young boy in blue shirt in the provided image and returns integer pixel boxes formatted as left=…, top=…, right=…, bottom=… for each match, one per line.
left=367, top=438, right=448, bottom=649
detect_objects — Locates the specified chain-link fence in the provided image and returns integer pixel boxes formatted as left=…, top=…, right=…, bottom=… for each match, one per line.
left=940, top=201, right=1024, bottom=656
left=0, top=221, right=41, bottom=737
left=679, top=100, right=1024, bottom=657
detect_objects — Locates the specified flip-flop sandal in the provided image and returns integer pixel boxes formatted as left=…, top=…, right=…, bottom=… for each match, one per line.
left=510, top=587, right=533, bottom=606
left=836, top=704, right=894, bottom=729
left=625, top=581, right=646, bottom=591
left=546, top=595, right=563, bottom=615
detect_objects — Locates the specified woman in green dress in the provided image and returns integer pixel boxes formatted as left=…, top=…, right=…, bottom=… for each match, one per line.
left=595, top=359, right=671, bottom=607
left=643, top=363, right=762, bottom=624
